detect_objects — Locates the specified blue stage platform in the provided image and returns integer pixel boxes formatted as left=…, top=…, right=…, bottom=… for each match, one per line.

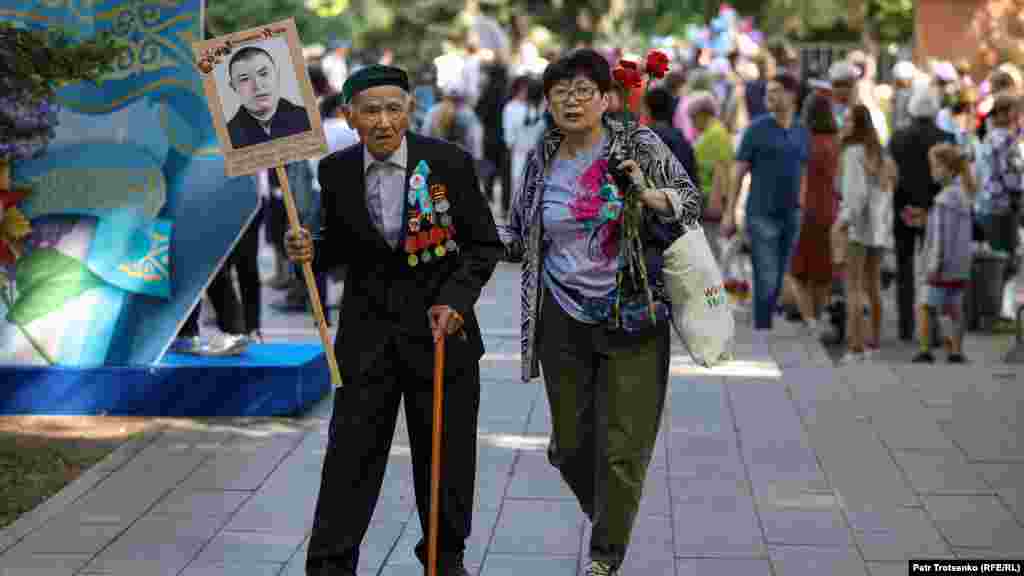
left=0, top=343, right=331, bottom=416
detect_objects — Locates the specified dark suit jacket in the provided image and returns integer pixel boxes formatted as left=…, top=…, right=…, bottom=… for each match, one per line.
left=227, top=98, right=311, bottom=149
left=313, top=132, right=503, bottom=382
left=889, top=118, right=956, bottom=228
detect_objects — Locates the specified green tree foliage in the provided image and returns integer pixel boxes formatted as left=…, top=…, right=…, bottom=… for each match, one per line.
left=868, top=0, right=914, bottom=44
left=0, top=23, right=126, bottom=102
left=204, top=0, right=352, bottom=42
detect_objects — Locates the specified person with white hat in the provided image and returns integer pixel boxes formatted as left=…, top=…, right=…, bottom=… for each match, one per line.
left=891, top=60, right=917, bottom=131
left=829, top=60, right=859, bottom=130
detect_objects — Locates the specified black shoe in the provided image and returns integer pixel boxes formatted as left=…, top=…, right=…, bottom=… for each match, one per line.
left=307, top=562, right=355, bottom=576
left=423, top=551, right=470, bottom=576
left=912, top=351, right=935, bottom=363
left=947, top=353, right=968, bottom=364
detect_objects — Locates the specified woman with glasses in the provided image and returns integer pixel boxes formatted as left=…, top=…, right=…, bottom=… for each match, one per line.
left=498, top=49, right=701, bottom=576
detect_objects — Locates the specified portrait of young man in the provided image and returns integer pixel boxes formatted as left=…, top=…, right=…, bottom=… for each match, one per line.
left=225, top=45, right=312, bottom=149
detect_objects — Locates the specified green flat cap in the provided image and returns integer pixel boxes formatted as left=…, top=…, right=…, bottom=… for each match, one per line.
left=342, top=64, right=411, bottom=103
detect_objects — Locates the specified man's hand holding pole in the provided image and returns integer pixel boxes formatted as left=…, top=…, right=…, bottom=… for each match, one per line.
left=284, top=222, right=343, bottom=388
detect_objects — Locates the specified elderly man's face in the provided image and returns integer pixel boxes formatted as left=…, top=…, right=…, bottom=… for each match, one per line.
left=346, top=85, right=411, bottom=159
left=230, top=52, right=280, bottom=121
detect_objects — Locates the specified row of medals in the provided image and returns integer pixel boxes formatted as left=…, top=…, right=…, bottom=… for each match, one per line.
left=405, top=184, right=458, bottom=267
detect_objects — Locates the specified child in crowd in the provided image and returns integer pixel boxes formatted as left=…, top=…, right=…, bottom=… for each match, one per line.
left=915, top=143, right=977, bottom=363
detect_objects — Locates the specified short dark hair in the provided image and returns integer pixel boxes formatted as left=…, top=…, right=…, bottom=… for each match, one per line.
left=542, top=48, right=612, bottom=96
left=307, top=64, right=330, bottom=98
left=644, top=86, right=675, bottom=124
left=771, top=73, right=800, bottom=95
left=228, top=46, right=275, bottom=79
left=804, top=94, right=838, bottom=134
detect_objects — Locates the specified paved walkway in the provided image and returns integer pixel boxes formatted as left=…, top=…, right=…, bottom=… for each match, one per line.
left=1, top=264, right=1022, bottom=576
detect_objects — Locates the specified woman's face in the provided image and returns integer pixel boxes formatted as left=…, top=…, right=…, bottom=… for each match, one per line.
left=929, top=154, right=949, bottom=183
left=547, top=74, right=609, bottom=134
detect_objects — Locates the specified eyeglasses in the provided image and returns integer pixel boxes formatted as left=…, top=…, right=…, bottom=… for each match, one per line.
left=549, top=84, right=599, bottom=104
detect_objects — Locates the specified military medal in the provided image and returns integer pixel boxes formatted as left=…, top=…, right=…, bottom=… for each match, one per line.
left=404, top=161, right=457, bottom=267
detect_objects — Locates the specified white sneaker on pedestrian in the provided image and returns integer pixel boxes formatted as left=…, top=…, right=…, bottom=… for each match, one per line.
left=838, top=350, right=865, bottom=365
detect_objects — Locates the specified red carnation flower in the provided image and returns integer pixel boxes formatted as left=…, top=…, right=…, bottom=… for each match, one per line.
left=645, top=50, right=670, bottom=79
left=612, top=64, right=643, bottom=89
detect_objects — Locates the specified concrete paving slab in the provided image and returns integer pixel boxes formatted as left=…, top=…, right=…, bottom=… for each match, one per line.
left=148, top=488, right=251, bottom=519
left=177, top=433, right=306, bottom=492
left=390, top=508, right=497, bottom=567
left=0, top=553, right=91, bottom=576
left=767, top=545, right=868, bottom=576
left=637, top=472, right=672, bottom=518
left=673, top=502, right=765, bottom=558
left=179, top=562, right=285, bottom=576
left=892, top=450, right=995, bottom=495
left=953, top=548, right=1024, bottom=559
left=619, top=515, right=673, bottom=560
left=802, top=402, right=919, bottom=510
left=355, top=520, right=408, bottom=572
left=846, top=507, right=951, bottom=561
left=923, top=494, right=1024, bottom=552
left=6, top=521, right=126, bottom=556
left=866, top=562, right=908, bottom=576
left=489, top=500, right=582, bottom=556
left=996, top=488, right=1024, bottom=527
left=479, top=554, right=577, bottom=576
left=675, top=558, right=772, bottom=575
left=506, top=451, right=575, bottom=501
left=759, top=508, right=853, bottom=548
left=192, top=529, right=307, bottom=565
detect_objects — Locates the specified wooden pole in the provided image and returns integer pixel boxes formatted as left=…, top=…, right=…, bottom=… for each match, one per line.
left=275, top=165, right=343, bottom=388
left=427, top=334, right=446, bottom=576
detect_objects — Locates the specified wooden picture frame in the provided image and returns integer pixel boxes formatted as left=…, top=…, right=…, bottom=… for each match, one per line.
left=191, top=18, right=327, bottom=177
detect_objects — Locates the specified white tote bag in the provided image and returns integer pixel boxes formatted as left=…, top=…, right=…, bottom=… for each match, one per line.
left=663, top=227, right=735, bottom=367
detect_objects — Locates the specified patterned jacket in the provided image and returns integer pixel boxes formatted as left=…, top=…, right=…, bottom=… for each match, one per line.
left=498, top=116, right=702, bottom=382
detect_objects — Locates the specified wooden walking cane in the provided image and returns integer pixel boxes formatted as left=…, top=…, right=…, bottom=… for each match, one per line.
left=275, top=165, right=343, bottom=388
left=428, top=333, right=446, bottom=576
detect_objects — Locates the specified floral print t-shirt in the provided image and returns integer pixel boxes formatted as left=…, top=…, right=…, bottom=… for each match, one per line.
left=541, top=136, right=625, bottom=324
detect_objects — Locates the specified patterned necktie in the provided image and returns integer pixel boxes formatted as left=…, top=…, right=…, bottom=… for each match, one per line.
left=368, top=161, right=395, bottom=247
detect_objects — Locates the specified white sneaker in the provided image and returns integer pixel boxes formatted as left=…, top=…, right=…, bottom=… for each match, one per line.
left=838, top=350, right=865, bottom=365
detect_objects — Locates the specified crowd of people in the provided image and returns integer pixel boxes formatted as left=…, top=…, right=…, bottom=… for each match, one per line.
left=186, top=27, right=1023, bottom=370
left=621, top=42, right=1023, bottom=365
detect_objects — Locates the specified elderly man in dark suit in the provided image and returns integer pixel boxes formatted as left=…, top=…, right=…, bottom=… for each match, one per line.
left=285, top=64, right=502, bottom=576
left=226, top=46, right=312, bottom=149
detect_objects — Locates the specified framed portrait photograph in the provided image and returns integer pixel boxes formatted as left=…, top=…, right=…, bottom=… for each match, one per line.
left=192, top=18, right=327, bottom=177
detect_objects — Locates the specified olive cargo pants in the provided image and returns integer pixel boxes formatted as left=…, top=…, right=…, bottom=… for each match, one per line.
left=538, top=289, right=671, bottom=568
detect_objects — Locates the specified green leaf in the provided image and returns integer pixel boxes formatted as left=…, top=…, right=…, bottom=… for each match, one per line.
left=6, top=248, right=106, bottom=326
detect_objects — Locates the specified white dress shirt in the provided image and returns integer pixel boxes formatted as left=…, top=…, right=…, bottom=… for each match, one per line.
left=363, top=137, right=408, bottom=248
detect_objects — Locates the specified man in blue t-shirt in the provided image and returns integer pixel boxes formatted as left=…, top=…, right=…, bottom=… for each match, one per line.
left=723, top=73, right=810, bottom=331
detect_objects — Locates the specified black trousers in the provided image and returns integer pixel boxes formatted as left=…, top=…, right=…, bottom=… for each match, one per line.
left=895, top=224, right=923, bottom=341
left=306, top=336, right=480, bottom=574
left=179, top=203, right=262, bottom=337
